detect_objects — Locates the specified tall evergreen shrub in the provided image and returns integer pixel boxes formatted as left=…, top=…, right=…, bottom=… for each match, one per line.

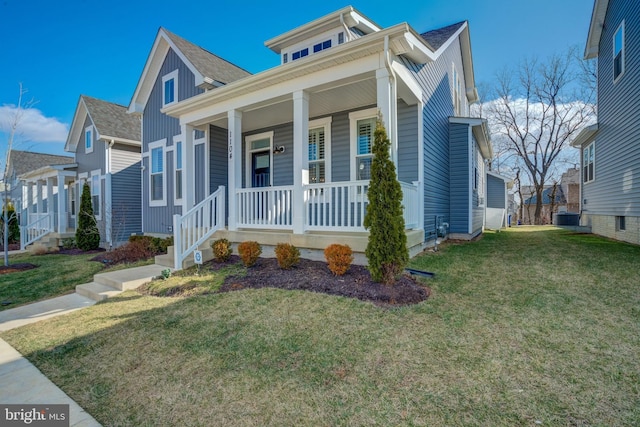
left=363, top=116, right=408, bottom=284
left=76, top=182, right=100, bottom=250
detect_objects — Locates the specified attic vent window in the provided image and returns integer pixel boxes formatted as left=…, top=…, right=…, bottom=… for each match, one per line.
left=292, top=48, right=309, bottom=61
left=338, top=32, right=344, bottom=44
left=283, top=53, right=288, bottom=63
left=313, top=40, right=331, bottom=53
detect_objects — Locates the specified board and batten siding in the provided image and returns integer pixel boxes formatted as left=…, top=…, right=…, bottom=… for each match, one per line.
left=402, top=35, right=466, bottom=236
left=397, top=100, right=419, bottom=184
left=75, top=115, right=105, bottom=175
left=448, top=122, right=470, bottom=234
left=471, top=140, right=485, bottom=236
left=209, top=125, right=229, bottom=222
left=142, top=48, right=203, bottom=234
left=487, top=174, right=506, bottom=209
left=581, top=0, right=640, bottom=217
left=110, top=144, right=142, bottom=242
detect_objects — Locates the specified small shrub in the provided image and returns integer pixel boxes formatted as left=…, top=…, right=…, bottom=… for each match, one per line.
left=275, top=243, right=300, bottom=269
left=212, top=238, right=232, bottom=262
left=30, top=243, right=49, bottom=255
left=102, top=240, right=154, bottom=264
left=161, top=269, right=171, bottom=280
left=61, top=237, right=77, bottom=250
left=238, top=241, right=261, bottom=267
left=127, top=235, right=173, bottom=255
left=324, top=244, right=354, bottom=276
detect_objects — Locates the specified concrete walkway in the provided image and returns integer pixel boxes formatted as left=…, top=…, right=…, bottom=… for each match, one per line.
left=0, top=263, right=166, bottom=426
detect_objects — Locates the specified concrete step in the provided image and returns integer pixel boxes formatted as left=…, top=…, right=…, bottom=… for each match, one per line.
left=93, top=264, right=169, bottom=291
left=155, top=253, right=174, bottom=268
left=76, top=282, right=121, bottom=302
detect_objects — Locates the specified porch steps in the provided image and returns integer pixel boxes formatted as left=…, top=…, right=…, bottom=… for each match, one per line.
left=25, top=232, right=75, bottom=253
left=155, top=245, right=214, bottom=269
left=76, top=264, right=170, bottom=302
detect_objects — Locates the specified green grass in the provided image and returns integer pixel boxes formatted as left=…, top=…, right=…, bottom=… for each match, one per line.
left=0, top=253, right=155, bottom=311
left=2, top=227, right=639, bottom=426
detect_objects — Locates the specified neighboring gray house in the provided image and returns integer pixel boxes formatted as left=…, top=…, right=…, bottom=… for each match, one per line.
left=65, top=95, right=142, bottom=247
left=5, top=150, right=75, bottom=226
left=128, top=7, right=494, bottom=269
left=19, top=96, right=141, bottom=249
left=571, top=0, right=640, bottom=245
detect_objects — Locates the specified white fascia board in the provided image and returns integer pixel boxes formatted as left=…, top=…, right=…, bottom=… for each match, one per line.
left=19, top=164, right=78, bottom=181
left=585, top=0, right=609, bottom=59
left=65, top=97, right=89, bottom=153
left=100, top=136, right=142, bottom=147
left=391, top=58, right=422, bottom=104
left=570, top=123, right=599, bottom=147
left=449, top=117, right=492, bottom=159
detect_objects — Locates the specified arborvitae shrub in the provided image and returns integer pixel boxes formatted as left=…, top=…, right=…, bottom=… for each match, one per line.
left=274, top=243, right=300, bottom=269
left=76, top=182, right=100, bottom=251
left=212, top=238, right=232, bottom=262
left=324, top=244, right=353, bottom=276
left=363, top=116, right=408, bottom=284
left=238, top=241, right=261, bottom=267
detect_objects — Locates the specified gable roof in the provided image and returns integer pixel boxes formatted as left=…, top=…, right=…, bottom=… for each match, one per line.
left=585, top=0, right=610, bottom=59
left=66, top=95, right=141, bottom=153
left=523, top=186, right=566, bottom=205
left=8, top=150, right=74, bottom=178
left=128, top=28, right=251, bottom=114
left=421, top=21, right=478, bottom=103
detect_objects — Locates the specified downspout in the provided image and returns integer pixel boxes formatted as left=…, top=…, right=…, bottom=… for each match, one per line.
left=105, top=139, right=115, bottom=248
left=340, top=13, right=351, bottom=42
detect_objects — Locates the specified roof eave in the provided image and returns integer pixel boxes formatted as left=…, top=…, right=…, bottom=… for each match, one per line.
left=584, top=0, right=609, bottom=59
left=570, top=123, right=599, bottom=147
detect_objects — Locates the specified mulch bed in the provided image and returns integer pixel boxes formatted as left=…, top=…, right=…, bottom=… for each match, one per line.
left=0, top=263, right=38, bottom=275
left=0, top=243, right=20, bottom=252
left=216, top=256, right=430, bottom=307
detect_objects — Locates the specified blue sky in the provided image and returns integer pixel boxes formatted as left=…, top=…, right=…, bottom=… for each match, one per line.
left=0, top=0, right=593, bottom=157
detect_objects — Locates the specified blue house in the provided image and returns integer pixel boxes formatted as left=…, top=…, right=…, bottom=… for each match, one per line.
left=128, top=6, right=494, bottom=269
left=571, top=0, right=640, bottom=244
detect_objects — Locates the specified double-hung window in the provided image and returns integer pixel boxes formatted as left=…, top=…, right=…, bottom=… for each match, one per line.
left=91, top=172, right=101, bottom=219
left=614, top=21, right=625, bottom=82
left=583, top=142, right=595, bottom=183
left=349, top=109, right=377, bottom=182
left=175, top=140, right=183, bottom=201
left=149, top=140, right=166, bottom=206
left=162, top=70, right=178, bottom=106
left=308, top=118, right=332, bottom=184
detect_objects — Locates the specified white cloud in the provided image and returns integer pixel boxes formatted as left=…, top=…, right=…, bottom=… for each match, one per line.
left=0, top=105, right=68, bottom=144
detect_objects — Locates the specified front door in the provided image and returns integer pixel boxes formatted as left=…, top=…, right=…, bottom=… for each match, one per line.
left=252, top=151, right=270, bottom=187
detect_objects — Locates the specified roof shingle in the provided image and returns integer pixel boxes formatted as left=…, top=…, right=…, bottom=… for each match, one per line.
left=9, top=150, right=74, bottom=177
left=420, top=21, right=466, bottom=51
left=82, top=96, right=140, bottom=142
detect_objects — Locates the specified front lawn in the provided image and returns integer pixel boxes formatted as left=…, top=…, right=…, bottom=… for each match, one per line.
left=2, top=227, right=639, bottom=426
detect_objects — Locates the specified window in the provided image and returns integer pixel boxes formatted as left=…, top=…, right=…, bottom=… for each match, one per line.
left=452, top=65, right=464, bottom=116
left=338, top=32, right=344, bottom=44
left=349, top=109, right=377, bottom=181
left=245, top=131, right=274, bottom=188
left=616, top=216, right=626, bottom=231
left=149, top=140, right=166, bottom=205
left=614, top=21, right=625, bottom=82
left=85, top=126, right=93, bottom=153
left=292, top=48, right=309, bottom=61
left=69, top=184, right=76, bottom=217
left=175, top=141, right=183, bottom=201
left=91, top=172, right=101, bottom=219
left=313, top=39, right=332, bottom=53
left=583, top=142, right=594, bottom=183
left=283, top=53, right=288, bottom=64
left=308, top=118, right=332, bottom=184
left=162, top=70, right=178, bottom=106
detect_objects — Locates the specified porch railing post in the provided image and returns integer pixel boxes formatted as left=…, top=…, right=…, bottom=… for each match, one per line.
left=173, top=214, right=182, bottom=271
left=292, top=90, right=309, bottom=234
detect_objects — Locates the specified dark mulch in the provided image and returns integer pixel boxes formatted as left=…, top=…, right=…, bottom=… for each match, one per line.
left=0, top=263, right=38, bottom=275
left=217, top=256, right=430, bottom=307
left=0, top=243, right=20, bottom=252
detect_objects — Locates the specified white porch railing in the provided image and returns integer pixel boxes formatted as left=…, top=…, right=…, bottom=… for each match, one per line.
left=173, top=186, right=225, bottom=270
left=236, top=185, right=293, bottom=229
left=400, top=181, right=420, bottom=229
left=304, top=181, right=370, bottom=231
left=20, top=212, right=54, bottom=250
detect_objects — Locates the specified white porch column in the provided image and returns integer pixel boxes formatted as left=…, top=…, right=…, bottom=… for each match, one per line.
left=227, top=110, right=242, bottom=231
left=36, top=180, right=43, bottom=218
left=181, top=124, right=195, bottom=212
left=292, top=90, right=309, bottom=234
left=57, top=172, right=66, bottom=233
left=46, top=177, right=54, bottom=217
left=376, top=68, right=398, bottom=166
left=22, top=183, right=31, bottom=226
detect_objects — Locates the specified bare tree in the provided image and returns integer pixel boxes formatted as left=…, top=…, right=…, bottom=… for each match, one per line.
left=2, top=83, right=36, bottom=266
left=486, top=48, right=595, bottom=224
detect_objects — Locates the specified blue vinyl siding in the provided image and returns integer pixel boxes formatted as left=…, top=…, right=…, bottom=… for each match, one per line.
left=142, top=48, right=203, bottom=234
left=331, top=110, right=352, bottom=182
left=449, top=122, right=470, bottom=234
left=397, top=100, right=419, bottom=183
left=194, top=143, right=206, bottom=203
left=209, top=125, right=228, bottom=222
left=75, top=115, right=105, bottom=175
left=581, top=0, right=640, bottom=217
left=401, top=36, right=465, bottom=236
left=110, top=144, right=142, bottom=243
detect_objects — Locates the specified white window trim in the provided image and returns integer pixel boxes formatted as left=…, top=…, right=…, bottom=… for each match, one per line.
left=69, top=181, right=77, bottom=218
left=245, top=131, right=274, bottom=188
left=90, top=170, right=102, bottom=220
left=162, top=69, right=179, bottom=107
left=309, top=117, right=332, bottom=184
left=349, top=107, right=378, bottom=181
left=149, top=139, right=167, bottom=207
left=85, top=126, right=94, bottom=154
left=613, top=20, right=625, bottom=83
left=172, top=136, right=183, bottom=204
left=584, top=142, right=595, bottom=184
